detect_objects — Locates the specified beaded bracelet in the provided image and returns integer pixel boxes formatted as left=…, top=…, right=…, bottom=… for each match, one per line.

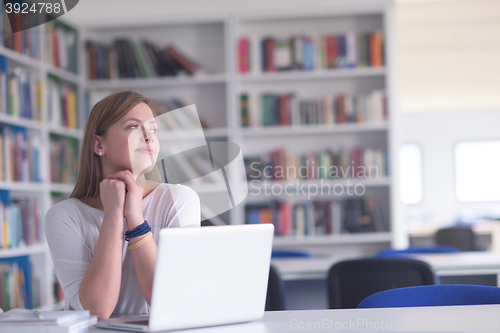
left=125, top=220, right=151, bottom=241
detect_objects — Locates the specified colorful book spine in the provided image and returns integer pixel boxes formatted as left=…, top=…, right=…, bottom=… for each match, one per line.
left=238, top=31, right=384, bottom=73
left=245, top=197, right=386, bottom=236
left=47, top=76, right=78, bottom=129
left=45, top=21, right=78, bottom=73
left=244, top=147, right=389, bottom=181
left=50, top=136, right=79, bottom=184
left=240, top=90, right=387, bottom=127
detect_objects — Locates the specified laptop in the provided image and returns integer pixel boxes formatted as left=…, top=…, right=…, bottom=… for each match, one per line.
left=96, top=223, right=274, bottom=332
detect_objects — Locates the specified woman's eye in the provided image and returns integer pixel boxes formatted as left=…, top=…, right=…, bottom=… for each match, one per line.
left=150, top=128, right=158, bottom=134
left=129, top=124, right=139, bottom=130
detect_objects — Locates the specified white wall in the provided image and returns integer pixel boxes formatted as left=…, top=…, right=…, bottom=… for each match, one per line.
left=400, top=111, right=500, bottom=227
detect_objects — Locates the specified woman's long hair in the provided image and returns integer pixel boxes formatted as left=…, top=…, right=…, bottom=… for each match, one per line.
left=71, top=91, right=158, bottom=199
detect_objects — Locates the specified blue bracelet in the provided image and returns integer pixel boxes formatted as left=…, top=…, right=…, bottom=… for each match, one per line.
left=125, top=220, right=151, bottom=241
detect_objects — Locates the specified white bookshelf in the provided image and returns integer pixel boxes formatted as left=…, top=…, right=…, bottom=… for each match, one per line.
left=0, top=15, right=84, bottom=309
left=233, top=0, right=402, bottom=254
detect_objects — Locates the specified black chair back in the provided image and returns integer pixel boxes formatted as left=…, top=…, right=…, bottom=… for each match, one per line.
left=327, top=258, right=436, bottom=309
left=265, top=265, right=284, bottom=311
left=435, top=226, right=476, bottom=251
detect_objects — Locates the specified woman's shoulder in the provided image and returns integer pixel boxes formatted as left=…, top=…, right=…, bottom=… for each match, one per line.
left=44, top=198, right=97, bottom=227
left=152, top=183, right=200, bottom=203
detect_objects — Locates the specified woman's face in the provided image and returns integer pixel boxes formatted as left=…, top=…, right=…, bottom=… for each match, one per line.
left=98, top=102, right=160, bottom=177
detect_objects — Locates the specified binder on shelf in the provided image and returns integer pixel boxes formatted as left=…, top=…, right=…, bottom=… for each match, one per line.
left=0, top=255, right=37, bottom=310
left=49, top=135, right=79, bottom=185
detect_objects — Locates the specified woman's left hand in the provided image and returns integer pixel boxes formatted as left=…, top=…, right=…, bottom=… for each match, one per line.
left=106, top=170, right=144, bottom=229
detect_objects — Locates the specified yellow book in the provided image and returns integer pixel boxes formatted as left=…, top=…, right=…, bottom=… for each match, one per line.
left=67, top=89, right=77, bottom=129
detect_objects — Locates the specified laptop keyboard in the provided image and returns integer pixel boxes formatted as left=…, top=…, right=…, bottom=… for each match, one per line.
left=126, top=319, right=150, bottom=326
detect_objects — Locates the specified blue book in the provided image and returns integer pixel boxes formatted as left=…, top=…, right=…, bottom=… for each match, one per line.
left=337, top=35, right=347, bottom=68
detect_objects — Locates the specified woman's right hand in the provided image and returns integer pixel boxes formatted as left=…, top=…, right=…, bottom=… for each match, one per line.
left=99, top=178, right=126, bottom=218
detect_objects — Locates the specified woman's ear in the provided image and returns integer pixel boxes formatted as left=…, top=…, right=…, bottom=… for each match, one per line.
left=94, top=135, right=104, bottom=156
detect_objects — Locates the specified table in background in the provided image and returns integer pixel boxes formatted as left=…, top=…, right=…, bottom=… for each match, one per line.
left=271, top=251, right=500, bottom=309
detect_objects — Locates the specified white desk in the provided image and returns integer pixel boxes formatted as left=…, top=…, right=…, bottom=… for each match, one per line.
left=88, top=304, right=500, bottom=332
left=272, top=251, right=500, bottom=286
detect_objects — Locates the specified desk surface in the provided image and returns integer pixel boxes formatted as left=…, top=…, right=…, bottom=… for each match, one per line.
left=272, top=251, right=500, bottom=281
left=88, top=304, right=500, bottom=333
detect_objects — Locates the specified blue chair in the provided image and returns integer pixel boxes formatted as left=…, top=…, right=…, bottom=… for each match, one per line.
left=358, top=285, right=500, bottom=308
left=376, top=246, right=460, bottom=258
left=271, top=249, right=314, bottom=259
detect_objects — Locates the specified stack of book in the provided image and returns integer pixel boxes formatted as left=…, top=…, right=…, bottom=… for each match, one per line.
left=244, top=147, right=389, bottom=181
left=246, top=197, right=386, bottom=236
left=240, top=90, right=387, bottom=127
left=238, top=31, right=384, bottom=73
left=49, top=136, right=79, bottom=184
left=86, top=39, right=200, bottom=79
left=47, top=76, right=78, bottom=129
left=0, top=308, right=97, bottom=333
left=0, top=190, right=42, bottom=249
left=0, top=126, right=42, bottom=183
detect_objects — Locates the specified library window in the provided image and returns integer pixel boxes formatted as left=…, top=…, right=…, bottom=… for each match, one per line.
left=399, top=143, right=423, bottom=205
left=455, top=140, right=500, bottom=202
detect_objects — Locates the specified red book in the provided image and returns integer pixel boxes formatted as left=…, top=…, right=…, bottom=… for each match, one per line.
left=14, top=13, right=22, bottom=53
left=336, top=95, right=347, bottom=123
left=165, top=45, right=199, bottom=75
left=280, top=94, right=291, bottom=126
left=351, top=148, right=364, bottom=178
left=88, top=44, right=97, bottom=80
left=370, top=31, right=383, bottom=67
left=265, top=39, right=275, bottom=72
left=52, top=29, right=59, bottom=67
left=325, top=35, right=337, bottom=68
left=306, top=151, right=315, bottom=179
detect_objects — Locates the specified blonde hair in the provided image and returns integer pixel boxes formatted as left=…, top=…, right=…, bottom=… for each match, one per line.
left=71, top=91, right=159, bottom=199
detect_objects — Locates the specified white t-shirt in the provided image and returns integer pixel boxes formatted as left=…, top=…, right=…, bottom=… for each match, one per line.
left=44, top=183, right=200, bottom=315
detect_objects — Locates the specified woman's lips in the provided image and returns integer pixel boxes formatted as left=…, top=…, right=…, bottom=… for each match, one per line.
left=136, top=148, right=155, bottom=155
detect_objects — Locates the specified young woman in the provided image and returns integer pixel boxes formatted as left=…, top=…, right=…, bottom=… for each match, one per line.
left=44, top=91, right=201, bottom=319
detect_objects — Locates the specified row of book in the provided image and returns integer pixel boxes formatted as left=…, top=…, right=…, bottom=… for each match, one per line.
left=246, top=197, right=387, bottom=236
left=45, top=20, right=78, bottom=74
left=0, top=191, right=41, bottom=249
left=47, top=76, right=78, bottom=129
left=0, top=56, right=43, bottom=121
left=0, top=126, right=42, bottom=183
left=86, top=39, right=200, bottom=80
left=0, top=255, right=40, bottom=310
left=244, top=147, right=389, bottom=181
left=238, top=31, right=384, bottom=73
left=50, top=136, right=79, bottom=184
left=1, top=11, right=38, bottom=58
left=240, top=90, right=387, bottom=127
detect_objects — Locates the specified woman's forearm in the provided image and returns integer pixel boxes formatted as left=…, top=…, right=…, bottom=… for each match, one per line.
left=129, top=233, right=157, bottom=305
left=79, top=211, right=124, bottom=319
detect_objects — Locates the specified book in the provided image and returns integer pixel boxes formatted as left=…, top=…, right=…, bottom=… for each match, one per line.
left=0, top=315, right=98, bottom=333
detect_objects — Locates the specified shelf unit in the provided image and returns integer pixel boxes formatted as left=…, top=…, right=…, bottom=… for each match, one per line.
left=0, top=15, right=84, bottom=309
left=0, top=0, right=403, bottom=309
left=232, top=1, right=401, bottom=255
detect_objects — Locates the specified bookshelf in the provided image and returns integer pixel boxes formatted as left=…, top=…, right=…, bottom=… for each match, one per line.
left=81, top=1, right=401, bottom=255
left=0, top=12, right=83, bottom=310
left=233, top=1, right=402, bottom=255
left=0, top=0, right=402, bottom=309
